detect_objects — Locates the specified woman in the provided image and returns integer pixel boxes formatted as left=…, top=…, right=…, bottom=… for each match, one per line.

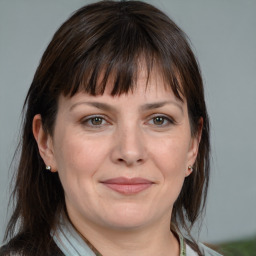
left=1, top=1, right=221, bottom=255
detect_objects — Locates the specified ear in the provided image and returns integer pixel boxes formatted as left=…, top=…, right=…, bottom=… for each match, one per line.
left=185, top=117, right=203, bottom=177
left=32, top=114, right=57, bottom=172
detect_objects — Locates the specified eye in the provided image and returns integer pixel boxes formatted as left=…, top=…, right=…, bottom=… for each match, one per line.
left=153, top=116, right=166, bottom=126
left=147, top=115, right=174, bottom=127
left=81, top=115, right=109, bottom=127
left=90, top=117, right=104, bottom=125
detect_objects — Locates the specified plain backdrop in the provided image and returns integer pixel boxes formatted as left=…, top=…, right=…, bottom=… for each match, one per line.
left=1, top=0, right=256, bottom=244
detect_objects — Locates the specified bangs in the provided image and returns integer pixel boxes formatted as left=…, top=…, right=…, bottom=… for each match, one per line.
left=69, top=49, right=183, bottom=99
left=47, top=1, right=185, bottom=100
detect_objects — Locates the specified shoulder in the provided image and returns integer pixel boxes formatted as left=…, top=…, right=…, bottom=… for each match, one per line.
left=186, top=243, right=222, bottom=256
left=0, top=244, right=16, bottom=256
left=0, top=244, right=17, bottom=256
left=198, top=243, right=222, bottom=256
left=0, top=236, right=64, bottom=256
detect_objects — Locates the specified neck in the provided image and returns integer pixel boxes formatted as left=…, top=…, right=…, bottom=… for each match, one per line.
left=69, top=214, right=180, bottom=256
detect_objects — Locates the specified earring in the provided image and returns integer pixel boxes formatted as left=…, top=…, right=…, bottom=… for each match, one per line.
left=188, top=165, right=193, bottom=173
left=46, top=165, right=51, bottom=171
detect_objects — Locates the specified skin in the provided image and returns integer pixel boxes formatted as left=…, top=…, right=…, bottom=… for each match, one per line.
left=33, top=69, right=201, bottom=256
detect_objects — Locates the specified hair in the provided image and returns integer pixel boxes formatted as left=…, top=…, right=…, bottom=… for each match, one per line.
left=1, top=1, right=210, bottom=256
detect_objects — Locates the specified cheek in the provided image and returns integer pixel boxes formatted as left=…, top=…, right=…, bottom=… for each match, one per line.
left=54, top=128, right=105, bottom=168
left=52, top=131, right=108, bottom=193
left=52, top=134, right=109, bottom=214
left=149, top=135, right=190, bottom=200
left=151, top=135, right=190, bottom=175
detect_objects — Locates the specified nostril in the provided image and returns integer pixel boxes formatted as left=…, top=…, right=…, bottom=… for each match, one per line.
left=117, top=157, right=143, bottom=165
left=117, top=158, right=143, bottom=165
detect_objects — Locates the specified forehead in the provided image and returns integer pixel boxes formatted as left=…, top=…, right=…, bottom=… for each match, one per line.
left=102, top=64, right=170, bottom=93
left=59, top=67, right=185, bottom=111
left=74, top=61, right=183, bottom=98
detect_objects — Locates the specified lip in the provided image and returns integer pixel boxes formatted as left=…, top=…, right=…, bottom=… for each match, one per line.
left=100, top=177, right=154, bottom=195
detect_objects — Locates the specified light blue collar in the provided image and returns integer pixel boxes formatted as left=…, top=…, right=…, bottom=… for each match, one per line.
left=51, top=215, right=96, bottom=256
left=51, top=215, right=222, bottom=256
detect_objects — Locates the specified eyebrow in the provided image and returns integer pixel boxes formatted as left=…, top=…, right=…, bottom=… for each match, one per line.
left=70, top=100, right=184, bottom=113
left=70, top=102, right=115, bottom=112
left=140, top=101, right=183, bottom=113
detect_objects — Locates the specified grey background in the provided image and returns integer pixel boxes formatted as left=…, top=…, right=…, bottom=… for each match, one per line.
left=1, top=0, right=256, bottom=244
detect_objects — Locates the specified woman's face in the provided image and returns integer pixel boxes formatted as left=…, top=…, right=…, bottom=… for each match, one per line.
left=35, top=68, right=200, bottom=233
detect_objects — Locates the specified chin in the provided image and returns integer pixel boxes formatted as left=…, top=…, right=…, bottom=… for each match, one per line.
left=103, top=217, right=150, bottom=231
left=98, top=205, right=155, bottom=230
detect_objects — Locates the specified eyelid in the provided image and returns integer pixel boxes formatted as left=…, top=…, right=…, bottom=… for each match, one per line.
left=146, top=114, right=176, bottom=126
left=80, top=114, right=111, bottom=127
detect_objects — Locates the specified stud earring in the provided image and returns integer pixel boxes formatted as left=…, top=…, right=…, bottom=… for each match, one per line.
left=46, top=165, right=51, bottom=171
left=188, top=165, right=193, bottom=173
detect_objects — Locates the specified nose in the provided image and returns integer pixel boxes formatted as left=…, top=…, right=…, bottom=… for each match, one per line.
left=110, top=125, right=147, bottom=166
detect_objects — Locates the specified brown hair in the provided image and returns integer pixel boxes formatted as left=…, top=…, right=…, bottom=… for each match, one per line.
left=1, top=1, right=210, bottom=255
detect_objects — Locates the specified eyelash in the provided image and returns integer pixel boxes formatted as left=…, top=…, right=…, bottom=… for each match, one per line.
left=81, top=115, right=110, bottom=128
left=146, top=115, right=175, bottom=127
left=80, top=114, right=175, bottom=129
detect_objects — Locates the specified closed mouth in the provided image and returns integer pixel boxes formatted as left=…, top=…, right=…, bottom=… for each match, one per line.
left=100, top=177, right=154, bottom=194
